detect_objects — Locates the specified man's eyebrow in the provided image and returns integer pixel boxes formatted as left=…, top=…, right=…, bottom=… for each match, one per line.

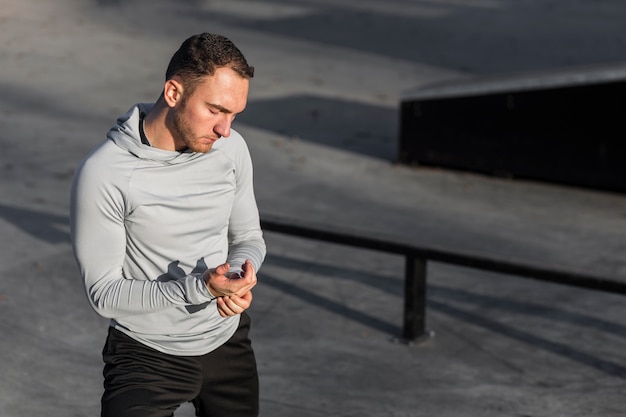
left=207, top=102, right=234, bottom=114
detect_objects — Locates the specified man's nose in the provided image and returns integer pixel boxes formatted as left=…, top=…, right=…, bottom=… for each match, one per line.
left=214, top=117, right=232, bottom=138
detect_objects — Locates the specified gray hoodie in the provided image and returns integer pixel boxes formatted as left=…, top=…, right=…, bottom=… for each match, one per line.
left=70, top=103, right=266, bottom=355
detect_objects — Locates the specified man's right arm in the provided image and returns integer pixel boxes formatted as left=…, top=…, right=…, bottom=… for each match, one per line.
left=69, top=153, right=215, bottom=319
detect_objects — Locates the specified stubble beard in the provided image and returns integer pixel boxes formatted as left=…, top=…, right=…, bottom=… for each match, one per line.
left=172, top=103, right=216, bottom=154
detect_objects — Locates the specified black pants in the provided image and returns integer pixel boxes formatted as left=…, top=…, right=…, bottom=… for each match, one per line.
left=101, top=313, right=258, bottom=417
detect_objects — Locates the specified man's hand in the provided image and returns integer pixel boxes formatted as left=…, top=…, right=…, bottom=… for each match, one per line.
left=204, top=260, right=257, bottom=316
left=205, top=260, right=257, bottom=297
left=216, top=291, right=253, bottom=317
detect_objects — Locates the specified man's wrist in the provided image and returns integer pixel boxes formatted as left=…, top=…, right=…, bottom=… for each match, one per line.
left=206, top=283, right=223, bottom=300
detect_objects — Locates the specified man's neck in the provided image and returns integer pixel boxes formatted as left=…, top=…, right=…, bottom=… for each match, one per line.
left=143, top=101, right=180, bottom=151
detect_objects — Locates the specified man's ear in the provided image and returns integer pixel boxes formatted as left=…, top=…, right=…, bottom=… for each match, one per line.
left=163, top=79, right=184, bottom=108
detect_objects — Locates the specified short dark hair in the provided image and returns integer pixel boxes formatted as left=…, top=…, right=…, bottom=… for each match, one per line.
left=165, top=33, right=254, bottom=93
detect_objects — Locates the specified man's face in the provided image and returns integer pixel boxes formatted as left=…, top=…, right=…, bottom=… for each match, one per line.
left=171, top=67, right=249, bottom=153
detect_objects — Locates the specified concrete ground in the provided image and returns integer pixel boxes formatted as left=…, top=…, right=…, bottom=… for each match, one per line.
left=1, top=0, right=625, bottom=416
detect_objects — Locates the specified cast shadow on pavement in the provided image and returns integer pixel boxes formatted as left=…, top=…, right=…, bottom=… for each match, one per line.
left=258, top=272, right=400, bottom=337
left=430, top=283, right=626, bottom=341
left=262, top=253, right=626, bottom=379
left=428, top=299, right=626, bottom=380
left=177, top=0, right=626, bottom=74
left=239, top=94, right=398, bottom=162
left=0, top=203, right=69, bottom=244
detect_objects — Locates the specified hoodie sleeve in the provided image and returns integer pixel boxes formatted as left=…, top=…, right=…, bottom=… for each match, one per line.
left=225, top=131, right=266, bottom=276
left=70, top=143, right=215, bottom=319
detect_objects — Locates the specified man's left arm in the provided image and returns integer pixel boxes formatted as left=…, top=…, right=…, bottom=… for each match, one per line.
left=219, top=132, right=266, bottom=316
left=226, top=132, right=266, bottom=275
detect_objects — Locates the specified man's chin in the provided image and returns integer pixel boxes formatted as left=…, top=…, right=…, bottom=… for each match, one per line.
left=187, top=142, right=215, bottom=153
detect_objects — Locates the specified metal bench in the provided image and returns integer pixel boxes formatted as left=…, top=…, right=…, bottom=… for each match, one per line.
left=261, top=216, right=626, bottom=343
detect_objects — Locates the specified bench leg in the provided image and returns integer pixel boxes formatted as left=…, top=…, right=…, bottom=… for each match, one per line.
left=403, top=256, right=431, bottom=343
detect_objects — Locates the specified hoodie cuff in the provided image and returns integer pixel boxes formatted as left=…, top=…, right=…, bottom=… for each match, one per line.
left=184, top=273, right=217, bottom=304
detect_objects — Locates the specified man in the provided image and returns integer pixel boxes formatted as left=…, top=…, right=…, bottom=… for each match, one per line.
left=70, top=33, right=266, bottom=417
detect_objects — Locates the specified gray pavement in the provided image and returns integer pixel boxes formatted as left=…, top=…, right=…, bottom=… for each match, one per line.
left=1, top=0, right=626, bottom=416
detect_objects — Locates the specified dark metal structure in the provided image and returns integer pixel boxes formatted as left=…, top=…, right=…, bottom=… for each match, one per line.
left=398, top=63, right=626, bottom=193
left=261, top=216, right=626, bottom=343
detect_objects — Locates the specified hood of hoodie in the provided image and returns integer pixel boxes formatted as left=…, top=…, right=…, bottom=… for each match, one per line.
left=107, top=103, right=206, bottom=165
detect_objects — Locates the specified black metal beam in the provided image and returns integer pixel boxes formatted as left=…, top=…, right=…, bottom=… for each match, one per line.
left=404, top=255, right=427, bottom=342
left=260, top=216, right=626, bottom=342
